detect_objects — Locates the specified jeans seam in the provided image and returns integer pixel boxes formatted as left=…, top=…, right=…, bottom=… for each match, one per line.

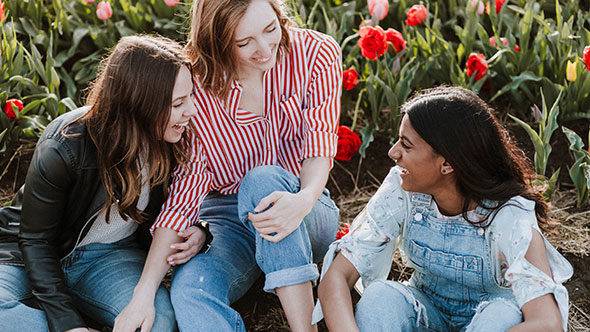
left=68, top=288, right=120, bottom=321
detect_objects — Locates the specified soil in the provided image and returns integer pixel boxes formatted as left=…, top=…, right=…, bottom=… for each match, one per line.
left=0, top=121, right=588, bottom=331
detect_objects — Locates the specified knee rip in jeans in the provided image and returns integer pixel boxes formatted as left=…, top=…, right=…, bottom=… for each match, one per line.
left=386, top=282, right=430, bottom=329
left=465, top=298, right=520, bottom=332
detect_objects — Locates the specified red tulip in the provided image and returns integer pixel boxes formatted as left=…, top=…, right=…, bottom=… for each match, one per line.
left=4, top=99, right=24, bottom=120
left=0, top=1, right=6, bottom=23
left=385, top=28, right=406, bottom=52
left=368, top=0, right=389, bottom=21
left=486, top=0, right=505, bottom=14
left=583, top=46, right=590, bottom=72
left=405, top=4, right=428, bottom=26
left=342, top=68, right=359, bottom=91
left=96, top=1, right=112, bottom=21
left=335, top=126, right=362, bottom=162
left=335, top=223, right=350, bottom=240
left=358, top=26, right=388, bottom=61
left=465, top=53, right=488, bottom=81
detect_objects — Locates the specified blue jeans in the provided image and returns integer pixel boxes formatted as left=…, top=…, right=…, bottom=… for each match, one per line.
left=355, top=280, right=522, bottom=332
left=0, top=234, right=176, bottom=331
left=171, top=165, right=340, bottom=331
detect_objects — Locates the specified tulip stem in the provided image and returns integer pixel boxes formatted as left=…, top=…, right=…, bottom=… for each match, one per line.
left=351, top=88, right=366, bottom=131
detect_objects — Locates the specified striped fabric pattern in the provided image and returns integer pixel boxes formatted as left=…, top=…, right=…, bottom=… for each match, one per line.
left=153, top=28, right=342, bottom=231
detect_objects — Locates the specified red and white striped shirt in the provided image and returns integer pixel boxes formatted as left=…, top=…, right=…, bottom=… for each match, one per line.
left=153, top=28, right=342, bottom=231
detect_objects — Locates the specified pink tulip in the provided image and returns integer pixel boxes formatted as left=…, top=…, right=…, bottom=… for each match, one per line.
left=96, top=1, right=112, bottom=21
left=84, top=0, right=95, bottom=4
left=163, top=0, right=180, bottom=7
left=469, top=0, right=485, bottom=16
left=368, top=0, right=389, bottom=21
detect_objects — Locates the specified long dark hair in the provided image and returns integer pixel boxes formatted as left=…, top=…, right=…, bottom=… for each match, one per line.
left=82, top=35, right=191, bottom=223
left=401, top=86, right=551, bottom=230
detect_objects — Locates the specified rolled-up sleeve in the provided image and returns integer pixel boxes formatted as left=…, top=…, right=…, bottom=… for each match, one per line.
left=321, top=167, right=409, bottom=286
left=152, top=128, right=213, bottom=232
left=302, top=35, right=342, bottom=162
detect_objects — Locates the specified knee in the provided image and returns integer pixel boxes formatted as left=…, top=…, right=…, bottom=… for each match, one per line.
left=466, top=299, right=522, bottom=332
left=356, top=281, right=412, bottom=328
left=239, top=166, right=294, bottom=199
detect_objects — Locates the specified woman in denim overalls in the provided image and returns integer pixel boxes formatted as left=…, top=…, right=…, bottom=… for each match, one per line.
left=316, top=86, right=573, bottom=331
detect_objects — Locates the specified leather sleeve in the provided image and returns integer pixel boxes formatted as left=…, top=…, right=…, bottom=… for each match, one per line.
left=18, top=138, right=86, bottom=332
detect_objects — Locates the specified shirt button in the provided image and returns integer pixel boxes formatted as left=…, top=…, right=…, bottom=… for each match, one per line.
left=414, top=213, right=423, bottom=221
left=478, top=228, right=485, bottom=236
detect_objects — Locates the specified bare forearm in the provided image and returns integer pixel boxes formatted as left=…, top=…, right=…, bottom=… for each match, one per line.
left=319, top=274, right=359, bottom=331
left=509, top=320, right=562, bottom=332
left=299, top=157, right=331, bottom=204
left=134, top=227, right=180, bottom=297
left=318, top=254, right=361, bottom=332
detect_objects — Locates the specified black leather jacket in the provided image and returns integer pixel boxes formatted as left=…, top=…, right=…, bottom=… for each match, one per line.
left=0, top=108, right=166, bottom=332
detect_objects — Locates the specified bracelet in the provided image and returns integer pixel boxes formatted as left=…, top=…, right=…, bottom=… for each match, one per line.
left=194, top=220, right=213, bottom=254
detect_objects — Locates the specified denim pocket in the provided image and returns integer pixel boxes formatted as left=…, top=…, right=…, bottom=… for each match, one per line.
left=408, top=240, right=484, bottom=289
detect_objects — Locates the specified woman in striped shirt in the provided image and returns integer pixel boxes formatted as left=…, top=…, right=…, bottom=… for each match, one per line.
left=115, top=0, right=342, bottom=331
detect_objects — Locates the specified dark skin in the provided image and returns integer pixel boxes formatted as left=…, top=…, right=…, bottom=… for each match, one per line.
left=318, top=115, right=563, bottom=331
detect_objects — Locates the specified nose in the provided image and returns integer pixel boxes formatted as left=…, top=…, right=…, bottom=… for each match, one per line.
left=388, top=142, right=401, bottom=162
left=183, top=94, right=198, bottom=117
left=255, top=39, right=272, bottom=58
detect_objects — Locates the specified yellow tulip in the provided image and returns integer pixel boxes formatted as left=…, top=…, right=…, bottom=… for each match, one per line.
left=566, top=59, right=577, bottom=82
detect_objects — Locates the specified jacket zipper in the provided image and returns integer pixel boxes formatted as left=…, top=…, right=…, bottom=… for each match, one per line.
left=61, top=207, right=101, bottom=261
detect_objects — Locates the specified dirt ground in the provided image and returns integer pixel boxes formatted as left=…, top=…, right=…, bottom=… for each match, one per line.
left=0, top=124, right=589, bottom=331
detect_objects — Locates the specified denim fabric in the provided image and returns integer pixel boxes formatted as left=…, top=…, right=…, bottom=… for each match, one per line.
left=355, top=193, right=520, bottom=331
left=0, top=234, right=176, bottom=331
left=171, top=165, right=339, bottom=332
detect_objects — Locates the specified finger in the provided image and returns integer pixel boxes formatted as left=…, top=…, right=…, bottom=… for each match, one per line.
left=253, top=226, right=278, bottom=235
left=248, top=211, right=274, bottom=223
left=140, top=317, right=154, bottom=332
left=178, top=226, right=199, bottom=238
left=254, top=191, right=282, bottom=213
left=250, top=219, right=280, bottom=228
left=170, top=241, right=190, bottom=251
left=260, top=232, right=281, bottom=243
left=168, top=247, right=198, bottom=263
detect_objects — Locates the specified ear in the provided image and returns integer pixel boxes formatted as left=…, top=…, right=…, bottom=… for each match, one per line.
left=441, top=161, right=454, bottom=175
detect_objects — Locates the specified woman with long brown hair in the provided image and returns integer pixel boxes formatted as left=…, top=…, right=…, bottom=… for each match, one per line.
left=317, top=86, right=573, bottom=331
left=0, top=35, right=209, bottom=332
left=115, top=0, right=342, bottom=331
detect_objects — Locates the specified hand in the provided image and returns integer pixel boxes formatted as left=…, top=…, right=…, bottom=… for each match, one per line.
left=113, top=295, right=155, bottom=332
left=65, top=328, right=100, bottom=332
left=167, top=225, right=206, bottom=266
left=247, top=191, right=314, bottom=243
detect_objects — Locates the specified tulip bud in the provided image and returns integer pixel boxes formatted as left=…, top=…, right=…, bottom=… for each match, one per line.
left=566, top=59, right=577, bottom=82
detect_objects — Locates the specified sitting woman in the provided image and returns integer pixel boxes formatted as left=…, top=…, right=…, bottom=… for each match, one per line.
left=115, top=1, right=342, bottom=331
left=317, top=86, right=572, bottom=331
left=0, top=35, right=210, bottom=332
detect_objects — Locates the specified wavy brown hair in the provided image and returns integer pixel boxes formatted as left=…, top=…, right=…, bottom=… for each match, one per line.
left=186, top=0, right=292, bottom=99
left=82, top=35, right=191, bottom=223
left=401, top=86, right=554, bottom=232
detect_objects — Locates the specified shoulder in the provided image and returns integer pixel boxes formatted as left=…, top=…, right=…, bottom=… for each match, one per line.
left=287, top=28, right=341, bottom=63
left=365, top=167, right=410, bottom=223
left=490, top=196, right=537, bottom=232
left=34, top=106, right=92, bottom=172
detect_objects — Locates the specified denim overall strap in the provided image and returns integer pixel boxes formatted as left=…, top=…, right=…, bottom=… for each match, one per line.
left=409, top=192, right=432, bottom=222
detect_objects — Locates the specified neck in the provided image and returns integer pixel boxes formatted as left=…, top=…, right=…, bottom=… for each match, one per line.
left=431, top=182, right=470, bottom=216
left=237, top=67, right=264, bottom=84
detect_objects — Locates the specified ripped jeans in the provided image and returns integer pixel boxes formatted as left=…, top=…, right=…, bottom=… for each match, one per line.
left=355, top=280, right=522, bottom=331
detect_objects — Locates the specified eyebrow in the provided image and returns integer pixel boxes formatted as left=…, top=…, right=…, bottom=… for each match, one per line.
left=235, top=20, right=277, bottom=43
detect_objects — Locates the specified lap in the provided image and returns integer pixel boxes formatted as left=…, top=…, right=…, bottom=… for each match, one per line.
left=63, top=238, right=173, bottom=327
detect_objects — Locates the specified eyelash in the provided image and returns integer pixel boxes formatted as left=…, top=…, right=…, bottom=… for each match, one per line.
left=237, top=26, right=278, bottom=48
left=401, top=141, right=410, bottom=149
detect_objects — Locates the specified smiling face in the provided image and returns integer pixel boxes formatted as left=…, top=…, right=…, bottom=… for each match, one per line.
left=388, top=115, right=452, bottom=194
left=233, top=0, right=282, bottom=76
left=164, top=66, right=196, bottom=143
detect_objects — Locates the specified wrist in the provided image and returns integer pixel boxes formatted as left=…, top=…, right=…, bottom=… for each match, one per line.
left=133, top=283, right=157, bottom=300
left=296, top=189, right=319, bottom=212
